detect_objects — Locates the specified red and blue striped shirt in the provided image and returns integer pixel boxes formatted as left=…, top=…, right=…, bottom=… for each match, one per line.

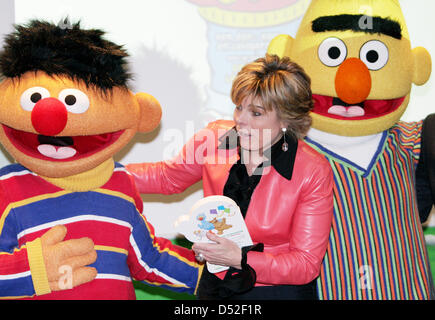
left=0, top=162, right=202, bottom=299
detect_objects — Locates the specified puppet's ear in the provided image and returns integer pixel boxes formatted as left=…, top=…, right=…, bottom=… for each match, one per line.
left=135, top=92, right=162, bottom=133
left=412, top=47, right=432, bottom=86
left=267, top=34, right=294, bottom=58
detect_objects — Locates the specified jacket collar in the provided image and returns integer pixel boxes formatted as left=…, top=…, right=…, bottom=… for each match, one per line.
left=218, top=127, right=298, bottom=180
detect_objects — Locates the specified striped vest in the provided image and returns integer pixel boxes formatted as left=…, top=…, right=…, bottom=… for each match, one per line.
left=306, top=121, right=433, bottom=300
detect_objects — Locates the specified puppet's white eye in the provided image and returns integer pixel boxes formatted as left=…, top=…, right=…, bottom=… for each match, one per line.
left=318, top=37, right=347, bottom=67
left=360, top=40, right=389, bottom=71
left=58, top=89, right=90, bottom=114
left=20, top=87, right=50, bottom=111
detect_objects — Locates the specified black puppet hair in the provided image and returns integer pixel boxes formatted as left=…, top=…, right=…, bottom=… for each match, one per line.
left=0, top=19, right=132, bottom=92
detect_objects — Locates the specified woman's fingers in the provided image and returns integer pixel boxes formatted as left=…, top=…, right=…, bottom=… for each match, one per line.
left=206, top=231, right=221, bottom=243
left=192, top=232, right=220, bottom=252
left=192, top=231, right=242, bottom=267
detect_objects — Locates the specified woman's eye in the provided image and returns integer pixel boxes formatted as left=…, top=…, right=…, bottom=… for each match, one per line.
left=253, top=112, right=262, bottom=117
left=58, top=89, right=90, bottom=114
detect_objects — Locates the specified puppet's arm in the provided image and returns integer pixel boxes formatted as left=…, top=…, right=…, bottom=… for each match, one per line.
left=0, top=239, right=48, bottom=298
left=127, top=210, right=203, bottom=295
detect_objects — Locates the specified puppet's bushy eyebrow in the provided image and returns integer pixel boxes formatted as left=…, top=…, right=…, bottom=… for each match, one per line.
left=312, top=14, right=402, bottom=40
left=0, top=19, right=132, bottom=94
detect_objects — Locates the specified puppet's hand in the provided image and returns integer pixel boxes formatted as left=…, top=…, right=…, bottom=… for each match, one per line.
left=40, top=225, right=97, bottom=291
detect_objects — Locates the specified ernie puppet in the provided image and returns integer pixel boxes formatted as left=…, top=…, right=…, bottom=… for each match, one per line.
left=269, top=0, right=433, bottom=299
left=0, top=20, right=203, bottom=299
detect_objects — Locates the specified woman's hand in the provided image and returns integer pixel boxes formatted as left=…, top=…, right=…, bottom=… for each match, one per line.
left=192, top=231, right=242, bottom=270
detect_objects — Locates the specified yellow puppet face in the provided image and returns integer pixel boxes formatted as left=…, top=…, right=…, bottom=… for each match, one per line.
left=0, top=71, right=161, bottom=177
left=268, top=0, right=431, bottom=136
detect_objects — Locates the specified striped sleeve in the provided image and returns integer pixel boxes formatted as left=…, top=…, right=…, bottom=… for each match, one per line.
left=127, top=211, right=203, bottom=294
left=394, top=121, right=423, bottom=164
left=0, top=181, right=39, bottom=299
left=123, top=171, right=203, bottom=294
left=0, top=246, right=34, bottom=299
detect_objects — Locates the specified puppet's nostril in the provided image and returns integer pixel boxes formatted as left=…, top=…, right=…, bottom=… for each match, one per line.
left=31, top=97, right=68, bottom=136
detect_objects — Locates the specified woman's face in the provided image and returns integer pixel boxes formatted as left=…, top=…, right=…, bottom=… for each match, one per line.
left=233, top=95, right=284, bottom=153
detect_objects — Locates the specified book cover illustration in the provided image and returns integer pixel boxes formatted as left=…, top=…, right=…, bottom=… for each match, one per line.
left=175, top=195, right=253, bottom=273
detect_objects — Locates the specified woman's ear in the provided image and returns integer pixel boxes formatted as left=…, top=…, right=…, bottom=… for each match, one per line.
left=279, top=119, right=288, bottom=132
left=412, top=47, right=432, bottom=86
left=135, top=92, right=162, bottom=133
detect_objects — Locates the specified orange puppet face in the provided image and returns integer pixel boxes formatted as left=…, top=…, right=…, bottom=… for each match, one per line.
left=0, top=71, right=161, bottom=177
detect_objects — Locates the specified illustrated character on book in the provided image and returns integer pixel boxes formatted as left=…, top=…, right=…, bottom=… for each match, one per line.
left=268, top=0, right=434, bottom=299
left=0, top=20, right=202, bottom=299
left=197, top=213, right=215, bottom=231
left=210, top=217, right=232, bottom=235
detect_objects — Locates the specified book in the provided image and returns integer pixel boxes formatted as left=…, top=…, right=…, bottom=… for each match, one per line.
left=174, top=195, right=253, bottom=273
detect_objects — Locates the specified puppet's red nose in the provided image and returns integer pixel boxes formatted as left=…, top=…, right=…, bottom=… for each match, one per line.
left=31, top=97, right=68, bottom=136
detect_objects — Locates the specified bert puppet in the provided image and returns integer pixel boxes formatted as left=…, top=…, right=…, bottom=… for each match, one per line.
left=269, top=0, right=433, bottom=299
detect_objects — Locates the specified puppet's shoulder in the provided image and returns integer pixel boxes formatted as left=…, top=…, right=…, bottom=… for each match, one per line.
left=0, top=164, right=34, bottom=180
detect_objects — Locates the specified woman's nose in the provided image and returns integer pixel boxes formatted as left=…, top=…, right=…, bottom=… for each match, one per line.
left=234, top=108, right=248, bottom=126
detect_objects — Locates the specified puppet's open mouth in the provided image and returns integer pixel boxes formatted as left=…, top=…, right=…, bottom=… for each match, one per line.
left=2, top=125, right=124, bottom=161
left=312, top=95, right=406, bottom=120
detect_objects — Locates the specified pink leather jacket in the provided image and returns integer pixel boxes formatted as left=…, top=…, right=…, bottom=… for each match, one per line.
left=127, top=120, right=333, bottom=286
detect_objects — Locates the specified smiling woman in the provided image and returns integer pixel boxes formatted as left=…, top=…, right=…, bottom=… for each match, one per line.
left=127, top=54, right=334, bottom=300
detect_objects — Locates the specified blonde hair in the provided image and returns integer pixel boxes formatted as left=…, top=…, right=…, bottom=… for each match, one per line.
left=231, top=54, right=313, bottom=139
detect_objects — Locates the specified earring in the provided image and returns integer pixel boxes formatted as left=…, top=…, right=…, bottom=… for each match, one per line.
left=281, top=128, right=288, bottom=152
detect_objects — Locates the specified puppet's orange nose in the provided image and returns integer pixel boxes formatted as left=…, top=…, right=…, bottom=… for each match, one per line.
left=31, top=97, right=68, bottom=136
left=335, top=58, right=372, bottom=105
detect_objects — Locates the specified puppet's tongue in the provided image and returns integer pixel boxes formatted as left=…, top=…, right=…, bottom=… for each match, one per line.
left=37, top=135, right=76, bottom=159
left=328, top=105, right=365, bottom=117
left=37, top=144, right=77, bottom=159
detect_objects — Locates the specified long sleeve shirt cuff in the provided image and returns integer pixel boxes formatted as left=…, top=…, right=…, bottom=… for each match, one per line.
left=26, top=238, right=51, bottom=296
